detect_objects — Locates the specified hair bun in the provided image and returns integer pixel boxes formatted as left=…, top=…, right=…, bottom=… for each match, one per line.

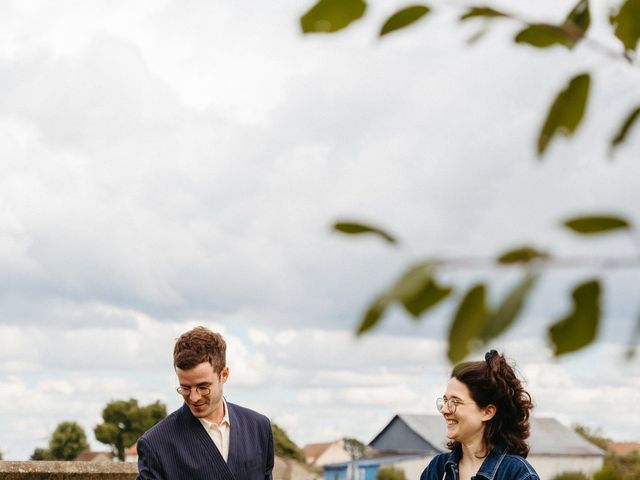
left=485, top=349, right=499, bottom=364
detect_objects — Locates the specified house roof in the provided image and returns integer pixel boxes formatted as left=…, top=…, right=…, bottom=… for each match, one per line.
left=303, top=442, right=334, bottom=460
left=527, top=417, right=605, bottom=456
left=74, top=451, right=113, bottom=462
left=395, top=414, right=450, bottom=451
left=607, top=442, right=640, bottom=456
left=375, top=415, right=605, bottom=457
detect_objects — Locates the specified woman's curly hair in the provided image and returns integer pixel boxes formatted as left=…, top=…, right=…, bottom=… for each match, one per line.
left=448, top=350, right=533, bottom=457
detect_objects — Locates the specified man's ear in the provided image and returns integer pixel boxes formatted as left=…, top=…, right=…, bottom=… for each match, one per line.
left=220, top=366, right=229, bottom=384
left=482, top=404, right=496, bottom=422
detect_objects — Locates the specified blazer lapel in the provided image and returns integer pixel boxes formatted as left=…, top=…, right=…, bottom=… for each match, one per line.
left=226, top=402, right=243, bottom=478
left=180, top=403, right=236, bottom=480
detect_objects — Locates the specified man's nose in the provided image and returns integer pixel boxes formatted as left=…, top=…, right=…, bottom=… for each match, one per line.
left=189, top=390, right=202, bottom=401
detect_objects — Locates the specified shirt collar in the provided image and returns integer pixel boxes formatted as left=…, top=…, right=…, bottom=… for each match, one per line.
left=199, top=398, right=230, bottom=429
left=444, top=443, right=508, bottom=480
left=476, top=443, right=508, bottom=480
left=445, top=445, right=462, bottom=472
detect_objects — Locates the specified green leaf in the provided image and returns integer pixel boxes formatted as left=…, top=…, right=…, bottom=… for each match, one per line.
left=563, top=215, right=630, bottom=234
left=402, top=278, right=452, bottom=317
left=497, top=246, right=548, bottom=264
left=565, top=0, right=590, bottom=33
left=537, top=73, right=591, bottom=156
left=356, top=262, right=452, bottom=334
left=548, top=279, right=601, bottom=355
left=356, top=295, right=389, bottom=335
left=482, top=274, right=537, bottom=342
left=460, top=6, right=508, bottom=21
left=334, top=221, right=397, bottom=244
left=448, top=284, right=487, bottom=363
left=388, top=262, right=433, bottom=298
left=611, top=0, right=640, bottom=52
left=515, top=24, right=576, bottom=49
left=380, top=5, right=431, bottom=37
left=401, top=277, right=452, bottom=318
left=514, top=1, right=588, bottom=50
left=387, top=262, right=452, bottom=317
left=301, top=0, right=367, bottom=33
left=610, top=106, right=640, bottom=154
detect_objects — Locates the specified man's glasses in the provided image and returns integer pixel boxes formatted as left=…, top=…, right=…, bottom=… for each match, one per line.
left=176, top=385, right=211, bottom=396
left=436, top=397, right=465, bottom=414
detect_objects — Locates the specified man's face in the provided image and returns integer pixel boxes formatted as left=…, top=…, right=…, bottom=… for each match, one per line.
left=176, top=361, right=229, bottom=423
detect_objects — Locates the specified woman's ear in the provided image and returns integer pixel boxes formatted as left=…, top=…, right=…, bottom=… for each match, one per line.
left=482, top=404, right=497, bottom=422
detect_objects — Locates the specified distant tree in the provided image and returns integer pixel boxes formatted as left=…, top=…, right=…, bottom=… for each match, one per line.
left=594, top=452, right=640, bottom=480
left=30, top=422, right=88, bottom=461
left=376, top=465, right=407, bottom=480
left=94, top=398, right=166, bottom=461
left=551, top=472, right=589, bottom=480
left=573, top=424, right=611, bottom=450
left=0, top=450, right=3, bottom=460
left=343, top=437, right=366, bottom=459
left=271, top=422, right=305, bottom=462
left=30, top=447, right=53, bottom=461
left=593, top=464, right=616, bottom=480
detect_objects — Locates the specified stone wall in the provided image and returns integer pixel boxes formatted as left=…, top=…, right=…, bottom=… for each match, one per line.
left=0, top=461, right=138, bottom=479
left=0, top=458, right=322, bottom=480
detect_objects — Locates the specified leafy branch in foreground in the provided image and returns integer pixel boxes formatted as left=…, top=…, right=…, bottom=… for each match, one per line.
left=300, top=0, right=640, bottom=157
left=333, top=215, right=639, bottom=363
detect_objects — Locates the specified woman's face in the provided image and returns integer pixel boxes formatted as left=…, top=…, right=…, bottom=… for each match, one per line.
left=440, top=377, right=494, bottom=445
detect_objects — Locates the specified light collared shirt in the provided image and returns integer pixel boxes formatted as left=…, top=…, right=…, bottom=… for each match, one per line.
left=198, top=398, right=231, bottom=462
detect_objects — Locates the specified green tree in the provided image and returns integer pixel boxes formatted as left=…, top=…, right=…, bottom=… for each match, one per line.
left=30, top=447, right=53, bottom=461
left=593, top=464, right=616, bottom=480
left=31, top=421, right=90, bottom=461
left=376, top=465, right=407, bottom=480
left=94, top=398, right=166, bottom=461
left=594, top=452, right=640, bottom=480
left=343, top=437, right=366, bottom=459
left=301, top=0, right=640, bottom=363
left=271, top=422, right=305, bottom=462
left=573, top=423, right=611, bottom=450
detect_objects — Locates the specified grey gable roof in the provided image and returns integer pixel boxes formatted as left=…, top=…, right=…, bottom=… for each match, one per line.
left=372, top=415, right=604, bottom=457
left=397, top=414, right=450, bottom=452
left=369, top=414, right=442, bottom=454
left=528, top=417, right=605, bottom=456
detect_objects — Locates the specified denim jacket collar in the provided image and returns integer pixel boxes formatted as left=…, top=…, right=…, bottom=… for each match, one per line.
left=444, top=443, right=509, bottom=480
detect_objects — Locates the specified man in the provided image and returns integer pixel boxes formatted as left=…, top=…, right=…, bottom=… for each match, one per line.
left=136, top=326, right=274, bottom=480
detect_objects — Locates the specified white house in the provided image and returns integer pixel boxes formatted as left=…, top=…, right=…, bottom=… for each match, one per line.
left=304, top=439, right=352, bottom=466
left=124, top=443, right=138, bottom=463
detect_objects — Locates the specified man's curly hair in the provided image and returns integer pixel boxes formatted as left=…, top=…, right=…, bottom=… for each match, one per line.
left=173, top=326, right=226, bottom=373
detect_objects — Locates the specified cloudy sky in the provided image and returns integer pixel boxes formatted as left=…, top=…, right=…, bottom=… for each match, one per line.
left=1, top=0, right=639, bottom=460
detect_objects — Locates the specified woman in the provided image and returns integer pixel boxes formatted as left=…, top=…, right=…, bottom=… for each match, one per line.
left=420, top=350, right=540, bottom=480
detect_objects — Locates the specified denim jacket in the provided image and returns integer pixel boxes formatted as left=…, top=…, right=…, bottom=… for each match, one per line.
left=420, top=444, right=540, bottom=480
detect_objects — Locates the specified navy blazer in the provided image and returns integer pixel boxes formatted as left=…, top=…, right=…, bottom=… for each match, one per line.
left=136, top=401, right=274, bottom=480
